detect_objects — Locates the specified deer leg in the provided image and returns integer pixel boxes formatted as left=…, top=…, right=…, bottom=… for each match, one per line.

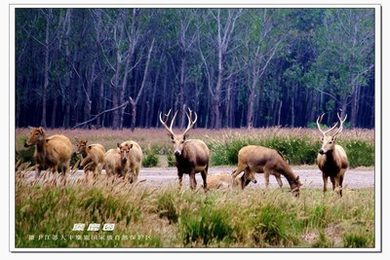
left=274, top=173, right=283, bottom=188
left=264, top=171, right=271, bottom=188
left=189, top=172, right=197, bottom=190
left=334, top=176, right=342, bottom=197
left=322, top=173, right=328, bottom=193
left=35, top=164, right=43, bottom=178
left=330, top=176, right=336, bottom=191
left=201, top=166, right=208, bottom=191
left=177, top=171, right=184, bottom=189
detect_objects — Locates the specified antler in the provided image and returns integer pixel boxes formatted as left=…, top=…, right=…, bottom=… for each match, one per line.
left=182, top=107, right=198, bottom=136
left=333, top=112, right=347, bottom=136
left=316, top=113, right=338, bottom=136
left=159, top=109, right=177, bottom=136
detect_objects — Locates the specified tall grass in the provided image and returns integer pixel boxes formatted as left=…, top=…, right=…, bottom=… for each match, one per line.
left=15, top=170, right=375, bottom=248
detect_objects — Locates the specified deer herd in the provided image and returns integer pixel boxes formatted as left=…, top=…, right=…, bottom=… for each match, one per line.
left=23, top=108, right=349, bottom=197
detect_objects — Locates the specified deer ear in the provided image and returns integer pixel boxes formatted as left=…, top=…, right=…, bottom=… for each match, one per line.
left=38, top=127, right=44, bottom=133
left=129, top=144, right=133, bottom=149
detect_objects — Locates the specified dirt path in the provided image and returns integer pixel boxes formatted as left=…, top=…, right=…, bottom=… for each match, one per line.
left=135, top=166, right=375, bottom=189
left=33, top=165, right=373, bottom=189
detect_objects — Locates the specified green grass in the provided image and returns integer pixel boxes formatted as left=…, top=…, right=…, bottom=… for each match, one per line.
left=209, top=135, right=374, bottom=168
left=142, top=149, right=159, bottom=168
left=15, top=173, right=375, bottom=248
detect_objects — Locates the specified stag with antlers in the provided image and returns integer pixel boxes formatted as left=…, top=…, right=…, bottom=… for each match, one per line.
left=159, top=108, right=209, bottom=191
left=316, top=113, right=349, bottom=197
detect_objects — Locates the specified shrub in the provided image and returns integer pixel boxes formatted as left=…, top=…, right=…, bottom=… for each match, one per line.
left=143, top=150, right=159, bottom=167
left=341, top=140, right=375, bottom=167
left=166, top=153, right=176, bottom=167
left=210, top=135, right=374, bottom=167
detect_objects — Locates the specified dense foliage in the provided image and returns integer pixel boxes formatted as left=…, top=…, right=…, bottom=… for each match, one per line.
left=15, top=8, right=375, bottom=129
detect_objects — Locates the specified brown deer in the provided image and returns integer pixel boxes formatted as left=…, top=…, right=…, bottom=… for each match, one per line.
left=75, top=139, right=106, bottom=176
left=206, top=173, right=245, bottom=190
left=117, top=140, right=143, bottom=183
left=159, top=108, right=209, bottom=191
left=104, top=145, right=130, bottom=178
left=24, top=127, right=73, bottom=176
left=316, top=113, right=349, bottom=197
left=231, top=145, right=302, bottom=196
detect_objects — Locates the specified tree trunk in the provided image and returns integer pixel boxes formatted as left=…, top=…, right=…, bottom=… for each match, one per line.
left=96, top=77, right=104, bottom=128
left=277, top=100, right=283, bottom=126
left=130, top=98, right=136, bottom=132
left=51, top=96, right=57, bottom=128
left=178, top=57, right=186, bottom=129
left=41, top=11, right=51, bottom=128
left=351, top=85, right=360, bottom=127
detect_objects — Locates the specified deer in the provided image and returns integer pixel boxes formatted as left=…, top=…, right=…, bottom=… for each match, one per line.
left=24, top=127, right=73, bottom=177
left=206, top=173, right=246, bottom=190
left=104, top=144, right=130, bottom=178
left=117, top=140, right=143, bottom=183
left=159, top=108, right=209, bottom=191
left=231, top=145, right=302, bottom=197
left=75, top=139, right=106, bottom=177
left=316, top=113, right=349, bottom=197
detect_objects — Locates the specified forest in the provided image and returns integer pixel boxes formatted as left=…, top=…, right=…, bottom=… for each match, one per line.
left=15, top=8, right=375, bottom=129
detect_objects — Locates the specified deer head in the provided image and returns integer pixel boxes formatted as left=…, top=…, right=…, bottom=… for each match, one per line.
left=117, top=143, right=133, bottom=162
left=24, top=127, right=45, bottom=147
left=75, top=139, right=88, bottom=156
left=316, top=113, right=347, bottom=155
left=159, top=108, right=198, bottom=157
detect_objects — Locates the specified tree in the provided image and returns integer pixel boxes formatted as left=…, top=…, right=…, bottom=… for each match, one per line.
left=304, top=9, right=374, bottom=125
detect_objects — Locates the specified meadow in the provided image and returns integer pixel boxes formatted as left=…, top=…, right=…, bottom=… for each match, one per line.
left=14, top=127, right=375, bottom=248
left=15, top=127, right=375, bottom=168
left=15, top=172, right=374, bottom=248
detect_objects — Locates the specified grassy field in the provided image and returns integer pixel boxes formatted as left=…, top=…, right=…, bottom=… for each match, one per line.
left=15, top=172, right=375, bottom=248
left=14, top=127, right=375, bottom=249
left=15, top=127, right=375, bottom=168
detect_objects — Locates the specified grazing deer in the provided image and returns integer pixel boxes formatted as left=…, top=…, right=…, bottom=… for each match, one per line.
left=231, top=145, right=302, bottom=196
left=159, top=108, right=209, bottom=191
left=24, top=127, right=73, bottom=176
left=316, top=113, right=349, bottom=197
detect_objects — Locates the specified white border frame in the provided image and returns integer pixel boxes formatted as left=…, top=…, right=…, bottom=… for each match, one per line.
left=9, top=3, right=382, bottom=253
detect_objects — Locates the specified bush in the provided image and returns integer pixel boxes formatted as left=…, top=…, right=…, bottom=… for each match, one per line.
left=143, top=151, right=159, bottom=167
left=210, top=136, right=374, bottom=167
left=166, top=153, right=176, bottom=167
left=341, top=140, right=375, bottom=167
